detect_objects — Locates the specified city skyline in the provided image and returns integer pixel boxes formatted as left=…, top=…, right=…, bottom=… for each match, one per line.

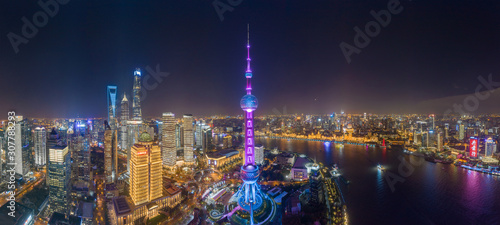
left=2, top=1, right=500, bottom=118
left=2, top=2, right=500, bottom=225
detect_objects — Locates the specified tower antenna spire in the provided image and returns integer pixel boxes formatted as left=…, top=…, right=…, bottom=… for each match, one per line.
left=246, top=24, right=252, bottom=74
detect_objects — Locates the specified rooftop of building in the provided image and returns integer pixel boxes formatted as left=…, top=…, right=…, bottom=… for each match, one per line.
left=206, top=149, right=240, bottom=159
left=268, top=187, right=282, bottom=197
left=49, top=144, right=68, bottom=149
left=292, top=156, right=312, bottom=169
left=113, top=196, right=132, bottom=215
left=139, top=132, right=153, bottom=142
left=78, top=202, right=93, bottom=219
left=165, top=185, right=181, bottom=196
left=48, top=212, right=82, bottom=225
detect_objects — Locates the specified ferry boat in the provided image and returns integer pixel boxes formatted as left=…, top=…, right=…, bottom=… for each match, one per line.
left=377, top=164, right=385, bottom=171
left=331, top=164, right=341, bottom=177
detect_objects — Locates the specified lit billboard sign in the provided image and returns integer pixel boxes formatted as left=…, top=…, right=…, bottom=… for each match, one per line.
left=469, top=137, right=478, bottom=158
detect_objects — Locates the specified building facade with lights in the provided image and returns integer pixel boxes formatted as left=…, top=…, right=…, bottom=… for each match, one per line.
left=111, top=132, right=182, bottom=225
left=130, top=132, right=162, bottom=206
left=162, top=112, right=176, bottom=168
left=47, top=145, right=71, bottom=217
left=183, top=114, right=194, bottom=163
left=34, top=127, right=47, bottom=166
left=120, top=93, right=129, bottom=151
left=105, top=122, right=118, bottom=183
left=107, top=85, right=118, bottom=129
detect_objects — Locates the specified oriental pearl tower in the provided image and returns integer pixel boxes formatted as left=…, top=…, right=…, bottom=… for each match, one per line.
left=230, top=24, right=276, bottom=225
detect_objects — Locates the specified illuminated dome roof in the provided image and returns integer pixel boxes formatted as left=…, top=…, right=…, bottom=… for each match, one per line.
left=240, top=94, right=258, bottom=110
left=139, top=132, right=153, bottom=142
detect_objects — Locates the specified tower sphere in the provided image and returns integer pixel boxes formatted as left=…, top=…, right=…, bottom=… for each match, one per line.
left=240, top=94, right=258, bottom=111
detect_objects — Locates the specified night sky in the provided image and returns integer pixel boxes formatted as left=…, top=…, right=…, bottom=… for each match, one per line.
left=1, top=0, right=500, bottom=118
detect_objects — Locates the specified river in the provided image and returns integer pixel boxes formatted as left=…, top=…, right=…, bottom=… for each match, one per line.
left=255, top=137, right=500, bottom=225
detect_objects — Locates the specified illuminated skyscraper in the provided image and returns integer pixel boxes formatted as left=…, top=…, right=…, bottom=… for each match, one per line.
left=254, top=144, right=264, bottom=165
left=46, top=128, right=59, bottom=186
left=132, top=68, right=142, bottom=121
left=14, top=116, right=30, bottom=177
left=107, top=85, right=118, bottom=129
left=104, top=122, right=118, bottom=183
left=162, top=112, right=176, bottom=167
left=130, top=132, right=162, bottom=206
left=429, top=114, right=435, bottom=130
left=183, top=114, right=194, bottom=163
left=459, top=123, right=465, bottom=140
left=128, top=69, right=144, bottom=172
left=47, top=145, right=70, bottom=217
left=444, top=123, right=449, bottom=139
left=175, top=123, right=182, bottom=148
left=485, top=138, right=496, bottom=157
left=437, top=130, right=443, bottom=151
left=34, top=127, right=47, bottom=166
left=202, top=127, right=212, bottom=151
left=120, top=93, right=129, bottom=152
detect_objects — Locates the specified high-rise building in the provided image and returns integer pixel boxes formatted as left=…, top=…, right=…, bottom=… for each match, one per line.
left=130, top=132, right=162, bottom=206
left=120, top=93, right=129, bottom=150
left=459, top=124, right=465, bottom=140
left=444, top=123, right=449, bottom=139
left=46, top=128, right=59, bottom=186
left=183, top=114, right=194, bottom=163
left=132, top=68, right=142, bottom=121
left=14, top=116, right=30, bottom=177
left=175, top=123, right=182, bottom=148
left=309, top=163, right=322, bottom=206
left=34, top=127, right=47, bottom=167
left=104, top=122, right=118, bottom=183
left=58, top=127, right=68, bottom=145
left=72, top=128, right=92, bottom=193
left=429, top=114, right=435, bottom=130
left=195, top=121, right=209, bottom=147
left=485, top=138, right=496, bottom=157
left=202, top=127, right=212, bottom=151
left=223, top=135, right=232, bottom=149
left=107, top=86, right=118, bottom=130
left=254, top=144, right=264, bottom=165
left=127, top=69, right=144, bottom=172
left=437, top=131, right=443, bottom=151
left=162, top=112, right=176, bottom=168
left=48, top=145, right=71, bottom=217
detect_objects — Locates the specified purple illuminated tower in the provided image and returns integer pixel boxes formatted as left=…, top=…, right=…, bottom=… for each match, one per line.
left=234, top=24, right=265, bottom=225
